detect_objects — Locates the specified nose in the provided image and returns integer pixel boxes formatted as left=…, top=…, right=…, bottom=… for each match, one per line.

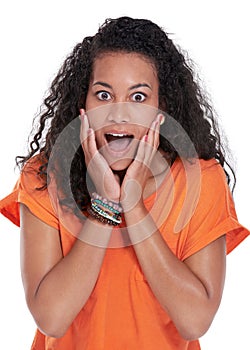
left=107, top=102, right=131, bottom=123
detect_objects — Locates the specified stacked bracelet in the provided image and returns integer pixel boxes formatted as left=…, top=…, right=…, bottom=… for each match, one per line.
left=87, top=192, right=123, bottom=226
left=87, top=206, right=121, bottom=226
left=91, top=192, right=123, bottom=213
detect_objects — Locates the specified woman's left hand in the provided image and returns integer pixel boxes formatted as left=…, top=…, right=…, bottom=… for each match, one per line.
left=120, top=114, right=162, bottom=212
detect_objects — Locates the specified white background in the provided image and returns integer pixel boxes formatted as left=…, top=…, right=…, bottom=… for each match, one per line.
left=0, top=0, right=249, bottom=349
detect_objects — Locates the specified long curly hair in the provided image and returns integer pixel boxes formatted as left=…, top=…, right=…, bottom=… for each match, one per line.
left=16, top=16, right=235, bottom=216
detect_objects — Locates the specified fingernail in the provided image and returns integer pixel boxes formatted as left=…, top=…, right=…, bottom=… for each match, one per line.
left=88, top=128, right=94, bottom=135
left=79, top=114, right=84, bottom=121
left=159, top=114, right=165, bottom=125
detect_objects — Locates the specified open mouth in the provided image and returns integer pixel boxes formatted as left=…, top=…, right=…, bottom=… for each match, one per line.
left=105, top=133, right=134, bottom=152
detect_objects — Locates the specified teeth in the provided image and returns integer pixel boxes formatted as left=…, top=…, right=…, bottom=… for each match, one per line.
left=106, top=133, right=129, bottom=137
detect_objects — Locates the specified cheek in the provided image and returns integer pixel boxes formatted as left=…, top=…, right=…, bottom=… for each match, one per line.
left=127, top=103, right=158, bottom=128
left=85, top=103, right=109, bottom=131
left=85, top=93, right=95, bottom=111
left=85, top=102, right=158, bottom=132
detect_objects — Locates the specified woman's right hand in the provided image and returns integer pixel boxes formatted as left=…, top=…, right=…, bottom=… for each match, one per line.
left=79, top=109, right=121, bottom=202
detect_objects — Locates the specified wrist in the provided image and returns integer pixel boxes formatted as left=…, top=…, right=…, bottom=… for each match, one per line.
left=123, top=205, right=158, bottom=245
left=88, top=192, right=123, bottom=227
left=120, top=188, right=145, bottom=213
left=77, top=216, right=113, bottom=248
left=123, top=199, right=147, bottom=220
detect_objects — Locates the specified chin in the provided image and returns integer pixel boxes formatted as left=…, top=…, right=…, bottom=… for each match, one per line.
left=109, top=158, right=133, bottom=172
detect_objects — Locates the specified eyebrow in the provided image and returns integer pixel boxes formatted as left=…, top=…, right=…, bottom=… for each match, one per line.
left=92, top=81, right=152, bottom=90
left=129, top=83, right=152, bottom=91
left=92, top=81, right=112, bottom=89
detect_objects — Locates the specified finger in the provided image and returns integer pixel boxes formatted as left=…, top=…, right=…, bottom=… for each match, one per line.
left=146, top=120, right=156, bottom=146
left=86, top=128, right=98, bottom=156
left=79, top=108, right=85, bottom=116
left=153, top=113, right=162, bottom=149
left=79, top=110, right=90, bottom=144
left=134, top=135, right=152, bottom=165
left=147, top=114, right=161, bottom=149
left=80, top=112, right=99, bottom=163
left=136, top=116, right=161, bottom=163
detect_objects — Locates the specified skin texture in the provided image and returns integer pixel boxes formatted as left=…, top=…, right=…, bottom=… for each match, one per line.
left=20, top=52, right=226, bottom=340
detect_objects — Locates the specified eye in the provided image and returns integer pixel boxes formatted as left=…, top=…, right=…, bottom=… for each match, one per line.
left=131, top=92, right=146, bottom=102
left=96, top=91, right=112, bottom=101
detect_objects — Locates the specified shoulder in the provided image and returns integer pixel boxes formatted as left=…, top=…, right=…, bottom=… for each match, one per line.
left=19, top=155, right=59, bottom=229
left=198, top=159, right=230, bottom=200
left=199, top=158, right=227, bottom=177
left=173, top=157, right=228, bottom=188
left=0, top=154, right=56, bottom=228
left=21, top=154, right=47, bottom=191
left=19, top=154, right=52, bottom=212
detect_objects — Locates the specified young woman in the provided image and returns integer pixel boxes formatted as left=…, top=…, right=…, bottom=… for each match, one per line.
left=0, top=16, right=249, bottom=350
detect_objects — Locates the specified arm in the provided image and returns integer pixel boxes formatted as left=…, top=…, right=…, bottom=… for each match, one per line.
left=124, top=205, right=226, bottom=340
left=20, top=203, right=112, bottom=338
left=20, top=110, right=121, bottom=337
left=120, top=116, right=226, bottom=340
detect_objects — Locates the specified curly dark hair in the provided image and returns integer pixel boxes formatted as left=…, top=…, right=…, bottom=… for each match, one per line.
left=16, top=16, right=235, bottom=216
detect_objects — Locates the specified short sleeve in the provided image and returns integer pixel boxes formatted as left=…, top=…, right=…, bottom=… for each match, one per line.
left=0, top=158, right=59, bottom=230
left=180, top=160, right=249, bottom=260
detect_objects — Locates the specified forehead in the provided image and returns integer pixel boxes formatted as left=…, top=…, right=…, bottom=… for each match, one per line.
left=91, top=52, right=158, bottom=82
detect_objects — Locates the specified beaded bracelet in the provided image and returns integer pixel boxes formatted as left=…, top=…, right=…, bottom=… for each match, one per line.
left=91, top=198, right=121, bottom=215
left=87, top=192, right=123, bottom=226
left=91, top=192, right=123, bottom=213
left=87, top=206, right=121, bottom=226
left=91, top=202, right=121, bottom=222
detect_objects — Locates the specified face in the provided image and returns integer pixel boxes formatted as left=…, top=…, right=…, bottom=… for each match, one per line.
left=85, top=52, right=159, bottom=171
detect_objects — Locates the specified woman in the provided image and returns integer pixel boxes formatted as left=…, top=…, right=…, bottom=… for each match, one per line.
left=0, top=16, right=249, bottom=349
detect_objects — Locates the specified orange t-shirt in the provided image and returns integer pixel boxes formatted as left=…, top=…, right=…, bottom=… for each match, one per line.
left=0, top=157, right=249, bottom=350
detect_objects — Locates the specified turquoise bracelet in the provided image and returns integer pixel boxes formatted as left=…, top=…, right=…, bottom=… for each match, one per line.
left=91, top=192, right=122, bottom=213
left=91, top=203, right=122, bottom=225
